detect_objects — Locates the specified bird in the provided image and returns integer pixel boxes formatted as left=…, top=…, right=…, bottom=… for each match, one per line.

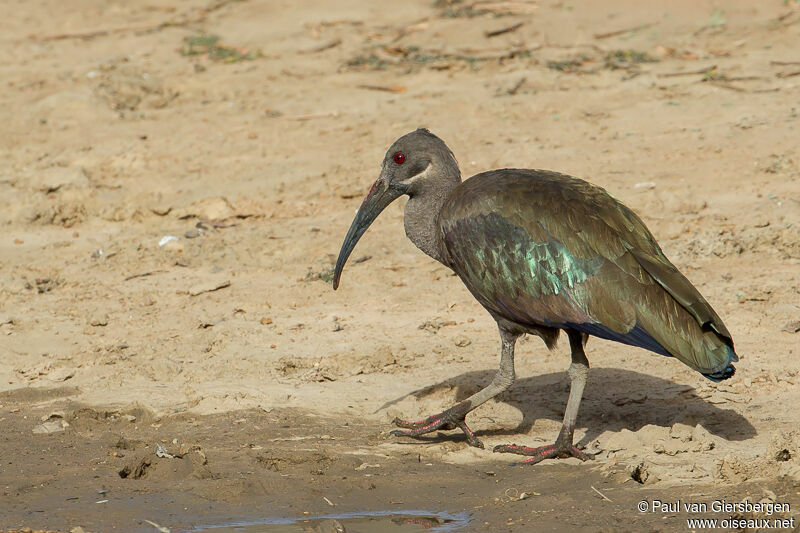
left=332, top=128, right=737, bottom=465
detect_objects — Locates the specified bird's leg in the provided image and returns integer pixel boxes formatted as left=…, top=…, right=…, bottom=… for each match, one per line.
left=392, top=328, right=519, bottom=449
left=494, top=330, right=594, bottom=465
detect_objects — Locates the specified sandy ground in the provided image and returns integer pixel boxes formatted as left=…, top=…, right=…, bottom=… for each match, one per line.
left=1, top=0, right=800, bottom=531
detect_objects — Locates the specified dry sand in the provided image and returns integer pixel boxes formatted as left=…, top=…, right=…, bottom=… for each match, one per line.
left=1, top=0, right=799, bottom=530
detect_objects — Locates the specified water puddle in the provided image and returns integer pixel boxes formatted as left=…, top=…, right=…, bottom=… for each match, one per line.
left=186, top=510, right=471, bottom=532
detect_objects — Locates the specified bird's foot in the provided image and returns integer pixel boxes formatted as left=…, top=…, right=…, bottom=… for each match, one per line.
left=493, top=441, right=594, bottom=465
left=390, top=401, right=483, bottom=448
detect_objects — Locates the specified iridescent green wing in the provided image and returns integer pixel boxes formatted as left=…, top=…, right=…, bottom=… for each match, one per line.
left=440, top=169, right=736, bottom=378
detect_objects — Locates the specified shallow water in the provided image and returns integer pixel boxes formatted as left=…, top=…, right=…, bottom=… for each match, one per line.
left=186, top=510, right=471, bottom=532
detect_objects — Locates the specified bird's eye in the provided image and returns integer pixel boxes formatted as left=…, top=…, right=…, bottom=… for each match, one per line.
left=393, top=152, right=406, bottom=164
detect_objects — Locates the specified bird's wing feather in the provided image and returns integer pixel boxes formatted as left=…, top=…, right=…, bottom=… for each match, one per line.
left=629, top=249, right=732, bottom=343
left=440, top=169, right=735, bottom=376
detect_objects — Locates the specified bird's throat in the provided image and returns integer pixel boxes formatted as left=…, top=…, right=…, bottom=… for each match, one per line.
left=403, top=186, right=455, bottom=266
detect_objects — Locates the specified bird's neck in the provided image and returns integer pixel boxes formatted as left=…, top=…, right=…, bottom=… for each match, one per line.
left=403, top=168, right=460, bottom=265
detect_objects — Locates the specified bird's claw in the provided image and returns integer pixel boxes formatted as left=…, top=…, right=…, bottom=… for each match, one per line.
left=493, top=442, right=595, bottom=465
left=391, top=405, right=483, bottom=448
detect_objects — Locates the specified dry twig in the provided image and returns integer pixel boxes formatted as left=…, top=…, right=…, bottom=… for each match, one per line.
left=591, top=485, right=613, bottom=502
left=124, top=270, right=167, bottom=282
left=449, top=44, right=540, bottom=61
left=472, top=2, right=537, bottom=15
left=285, top=111, right=339, bottom=121
left=542, top=41, right=605, bottom=54
left=658, top=65, right=717, bottom=78
left=297, top=38, right=342, bottom=55
left=485, top=21, right=525, bottom=38
left=594, top=22, right=656, bottom=40
left=357, top=84, right=407, bottom=93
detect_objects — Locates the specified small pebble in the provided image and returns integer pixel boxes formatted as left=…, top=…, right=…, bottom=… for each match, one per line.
left=158, top=235, right=179, bottom=247
left=33, top=418, right=68, bottom=434
left=184, top=228, right=201, bottom=239
left=89, top=313, right=109, bottom=327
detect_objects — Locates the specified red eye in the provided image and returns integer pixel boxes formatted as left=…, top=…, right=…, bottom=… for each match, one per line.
left=393, top=152, right=405, bottom=164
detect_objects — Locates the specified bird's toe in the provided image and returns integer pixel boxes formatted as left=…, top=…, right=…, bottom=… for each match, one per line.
left=390, top=409, right=483, bottom=447
left=494, top=442, right=593, bottom=465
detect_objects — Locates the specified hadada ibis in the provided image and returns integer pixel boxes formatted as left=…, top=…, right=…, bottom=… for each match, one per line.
left=332, top=128, right=737, bottom=465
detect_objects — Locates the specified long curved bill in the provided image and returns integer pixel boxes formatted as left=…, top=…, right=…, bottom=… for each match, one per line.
left=332, top=178, right=403, bottom=290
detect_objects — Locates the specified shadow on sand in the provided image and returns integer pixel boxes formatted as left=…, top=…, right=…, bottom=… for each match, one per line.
left=379, top=367, right=756, bottom=447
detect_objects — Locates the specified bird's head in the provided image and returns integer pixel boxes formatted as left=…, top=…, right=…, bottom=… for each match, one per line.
left=332, top=128, right=459, bottom=290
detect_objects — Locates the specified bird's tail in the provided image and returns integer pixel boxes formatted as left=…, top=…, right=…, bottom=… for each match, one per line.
left=699, top=342, right=737, bottom=382
left=634, top=286, right=738, bottom=381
